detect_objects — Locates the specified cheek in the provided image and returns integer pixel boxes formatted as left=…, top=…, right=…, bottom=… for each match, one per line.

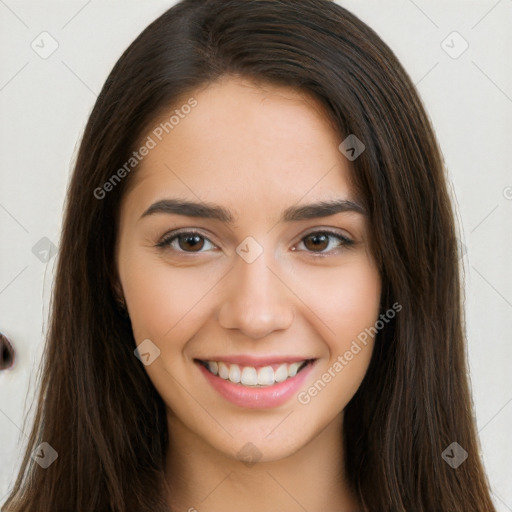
left=329, top=263, right=381, bottom=346
left=119, top=255, right=222, bottom=344
left=122, top=249, right=381, bottom=350
left=287, top=255, right=381, bottom=404
left=285, top=254, right=381, bottom=345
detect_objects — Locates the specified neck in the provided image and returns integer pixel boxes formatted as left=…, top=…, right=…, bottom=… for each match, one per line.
left=164, top=411, right=361, bottom=512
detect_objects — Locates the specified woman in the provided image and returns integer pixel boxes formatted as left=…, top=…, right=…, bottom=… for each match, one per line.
left=3, top=0, right=496, bottom=510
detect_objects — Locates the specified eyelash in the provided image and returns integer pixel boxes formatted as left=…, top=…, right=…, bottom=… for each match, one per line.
left=155, top=228, right=355, bottom=256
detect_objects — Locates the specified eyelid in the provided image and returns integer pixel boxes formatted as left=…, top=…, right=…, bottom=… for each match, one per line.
left=293, top=228, right=355, bottom=255
left=299, top=226, right=354, bottom=243
left=156, top=229, right=219, bottom=250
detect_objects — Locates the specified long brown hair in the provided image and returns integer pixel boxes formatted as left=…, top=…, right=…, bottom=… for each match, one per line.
left=3, top=1, right=495, bottom=510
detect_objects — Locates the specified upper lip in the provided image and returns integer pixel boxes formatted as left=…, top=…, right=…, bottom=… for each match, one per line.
left=194, top=355, right=315, bottom=366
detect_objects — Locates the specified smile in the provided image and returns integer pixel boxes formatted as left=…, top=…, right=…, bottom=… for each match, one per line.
left=198, top=359, right=312, bottom=386
left=195, top=357, right=317, bottom=408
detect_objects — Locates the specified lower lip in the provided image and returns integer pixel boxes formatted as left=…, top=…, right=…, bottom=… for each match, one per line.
left=197, top=361, right=316, bottom=409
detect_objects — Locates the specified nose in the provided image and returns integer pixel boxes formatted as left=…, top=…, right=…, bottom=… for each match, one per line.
left=217, top=249, right=294, bottom=339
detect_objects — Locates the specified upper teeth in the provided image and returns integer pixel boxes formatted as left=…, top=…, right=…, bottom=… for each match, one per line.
left=205, top=361, right=306, bottom=386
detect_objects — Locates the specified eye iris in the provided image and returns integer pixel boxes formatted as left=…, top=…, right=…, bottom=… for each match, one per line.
left=304, top=233, right=329, bottom=251
left=179, top=234, right=204, bottom=251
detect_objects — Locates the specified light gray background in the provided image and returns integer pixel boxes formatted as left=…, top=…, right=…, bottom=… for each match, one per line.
left=1, top=0, right=511, bottom=508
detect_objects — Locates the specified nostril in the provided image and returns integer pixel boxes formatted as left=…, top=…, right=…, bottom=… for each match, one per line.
left=0, top=333, right=15, bottom=370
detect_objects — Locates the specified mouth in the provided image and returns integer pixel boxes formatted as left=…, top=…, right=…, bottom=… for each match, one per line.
left=195, top=358, right=314, bottom=387
left=194, top=356, right=317, bottom=409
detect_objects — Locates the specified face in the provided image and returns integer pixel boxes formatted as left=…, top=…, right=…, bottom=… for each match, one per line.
left=116, top=76, right=381, bottom=463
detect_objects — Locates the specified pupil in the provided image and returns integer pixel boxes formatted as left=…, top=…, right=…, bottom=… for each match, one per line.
left=306, top=234, right=328, bottom=251
left=181, top=234, right=203, bottom=251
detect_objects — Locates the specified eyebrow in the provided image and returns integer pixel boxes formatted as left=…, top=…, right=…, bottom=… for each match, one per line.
left=140, top=197, right=367, bottom=223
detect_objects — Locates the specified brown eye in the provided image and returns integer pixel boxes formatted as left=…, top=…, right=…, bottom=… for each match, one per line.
left=303, top=233, right=330, bottom=252
left=297, top=230, right=354, bottom=254
left=177, top=233, right=205, bottom=252
left=157, top=231, right=216, bottom=253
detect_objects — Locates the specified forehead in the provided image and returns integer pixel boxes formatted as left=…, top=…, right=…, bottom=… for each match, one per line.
left=123, top=76, right=358, bottom=216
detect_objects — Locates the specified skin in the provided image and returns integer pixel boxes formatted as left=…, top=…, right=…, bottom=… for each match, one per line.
left=116, top=75, right=381, bottom=512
